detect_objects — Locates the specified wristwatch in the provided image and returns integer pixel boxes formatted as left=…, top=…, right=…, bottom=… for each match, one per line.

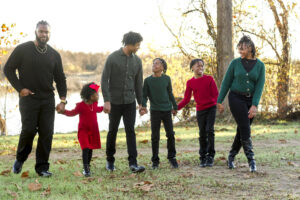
left=60, top=99, right=67, bottom=104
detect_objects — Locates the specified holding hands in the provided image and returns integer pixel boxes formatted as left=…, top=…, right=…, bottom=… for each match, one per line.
left=139, top=106, right=148, bottom=116
left=217, top=103, right=224, bottom=113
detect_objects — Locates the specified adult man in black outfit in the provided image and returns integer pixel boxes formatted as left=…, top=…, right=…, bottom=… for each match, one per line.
left=101, top=31, right=145, bottom=173
left=4, top=21, right=67, bottom=177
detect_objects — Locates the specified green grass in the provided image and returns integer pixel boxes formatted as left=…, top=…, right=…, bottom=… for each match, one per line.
left=0, top=121, right=299, bottom=200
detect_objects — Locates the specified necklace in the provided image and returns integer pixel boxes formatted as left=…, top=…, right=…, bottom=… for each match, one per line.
left=35, top=43, right=47, bottom=54
left=87, top=103, right=93, bottom=111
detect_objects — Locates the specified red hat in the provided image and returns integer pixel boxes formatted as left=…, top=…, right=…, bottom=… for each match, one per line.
left=89, top=83, right=100, bottom=92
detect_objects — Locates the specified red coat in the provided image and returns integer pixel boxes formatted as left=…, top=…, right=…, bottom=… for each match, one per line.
left=64, top=101, right=103, bottom=150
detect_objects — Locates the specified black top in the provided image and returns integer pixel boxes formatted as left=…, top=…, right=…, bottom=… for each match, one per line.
left=241, top=58, right=257, bottom=72
left=4, top=41, right=67, bottom=99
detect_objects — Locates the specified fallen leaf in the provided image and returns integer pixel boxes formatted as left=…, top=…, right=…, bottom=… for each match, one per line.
left=0, top=169, right=11, bottom=176
left=180, top=172, right=194, bottom=178
left=73, top=171, right=83, bottom=177
left=54, top=159, right=67, bottom=164
left=21, top=171, right=29, bottom=178
left=134, top=181, right=154, bottom=192
left=40, top=185, right=51, bottom=197
left=287, top=161, right=296, bottom=167
left=139, top=139, right=149, bottom=144
left=279, top=139, right=287, bottom=144
left=176, top=138, right=182, bottom=142
left=216, top=156, right=226, bottom=161
left=97, top=178, right=103, bottom=183
left=295, top=129, right=298, bottom=134
left=28, top=183, right=42, bottom=192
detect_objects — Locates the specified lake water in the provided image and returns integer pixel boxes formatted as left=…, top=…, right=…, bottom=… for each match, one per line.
left=0, top=92, right=151, bottom=135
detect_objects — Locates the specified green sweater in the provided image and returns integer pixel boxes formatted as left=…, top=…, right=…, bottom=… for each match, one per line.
left=142, top=74, right=178, bottom=111
left=217, top=57, right=265, bottom=106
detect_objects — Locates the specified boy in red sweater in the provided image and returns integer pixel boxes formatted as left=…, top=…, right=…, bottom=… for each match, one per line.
left=178, top=59, right=218, bottom=167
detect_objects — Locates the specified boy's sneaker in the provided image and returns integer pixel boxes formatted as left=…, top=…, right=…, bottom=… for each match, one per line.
left=152, top=162, right=159, bottom=169
left=169, top=158, right=178, bottom=169
left=106, top=161, right=115, bottom=172
left=12, top=160, right=24, bottom=174
left=206, top=156, right=214, bottom=167
left=129, top=164, right=145, bottom=173
left=200, top=158, right=206, bottom=168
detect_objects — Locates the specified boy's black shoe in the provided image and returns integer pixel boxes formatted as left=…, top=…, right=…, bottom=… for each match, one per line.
left=37, top=171, right=52, bottom=177
left=228, top=156, right=235, bottom=169
left=152, top=162, right=159, bottom=170
left=169, top=158, right=179, bottom=169
left=206, top=156, right=214, bottom=167
left=200, top=158, right=206, bottom=168
left=129, top=164, right=145, bottom=173
left=12, top=160, right=24, bottom=174
left=249, top=160, right=257, bottom=173
left=106, top=161, right=115, bottom=172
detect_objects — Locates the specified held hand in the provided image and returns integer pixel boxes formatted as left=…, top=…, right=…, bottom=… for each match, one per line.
left=217, top=103, right=224, bottom=113
left=20, top=88, right=34, bottom=97
left=139, top=107, right=148, bottom=116
left=103, top=102, right=111, bottom=114
left=56, top=103, right=65, bottom=114
left=172, top=109, right=177, bottom=116
left=248, top=105, right=257, bottom=119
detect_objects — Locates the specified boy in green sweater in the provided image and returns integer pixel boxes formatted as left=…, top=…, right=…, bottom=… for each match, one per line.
left=141, top=58, right=178, bottom=169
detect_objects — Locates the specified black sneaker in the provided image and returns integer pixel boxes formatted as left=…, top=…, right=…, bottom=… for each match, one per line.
left=200, top=158, right=206, bottom=168
left=106, top=161, right=115, bottom=172
left=228, top=156, right=235, bottom=169
left=12, top=160, right=24, bottom=174
left=152, top=162, right=159, bottom=170
left=129, top=164, right=145, bottom=173
left=249, top=160, right=257, bottom=173
left=169, top=159, right=178, bottom=168
left=37, top=171, right=52, bottom=177
left=206, top=156, right=214, bottom=167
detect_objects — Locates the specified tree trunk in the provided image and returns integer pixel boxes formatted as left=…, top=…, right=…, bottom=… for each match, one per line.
left=217, top=0, right=233, bottom=115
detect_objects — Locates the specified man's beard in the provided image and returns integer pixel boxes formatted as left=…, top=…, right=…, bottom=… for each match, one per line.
left=36, top=35, right=48, bottom=47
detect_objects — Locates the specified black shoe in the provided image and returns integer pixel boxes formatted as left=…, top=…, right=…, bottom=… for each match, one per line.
left=129, top=164, right=145, bottom=173
left=12, top=160, right=24, bottom=174
left=169, top=158, right=178, bottom=169
left=206, top=156, right=214, bottom=167
left=83, top=164, right=91, bottom=177
left=228, top=155, right=235, bottom=169
left=152, top=162, right=159, bottom=170
left=200, top=158, right=206, bottom=168
left=106, top=161, right=115, bottom=172
left=249, top=160, right=257, bottom=172
left=37, top=171, right=52, bottom=177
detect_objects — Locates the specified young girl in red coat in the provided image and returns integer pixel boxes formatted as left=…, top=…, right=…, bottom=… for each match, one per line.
left=62, top=82, right=103, bottom=177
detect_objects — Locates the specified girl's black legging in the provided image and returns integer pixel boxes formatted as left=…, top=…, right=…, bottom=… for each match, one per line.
left=228, top=91, right=254, bottom=141
left=82, top=148, right=93, bottom=165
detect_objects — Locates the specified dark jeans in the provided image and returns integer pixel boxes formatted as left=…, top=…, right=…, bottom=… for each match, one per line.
left=150, top=110, right=176, bottom=164
left=228, top=91, right=254, bottom=155
left=196, top=105, right=216, bottom=159
left=106, top=102, right=138, bottom=166
left=17, top=95, right=55, bottom=173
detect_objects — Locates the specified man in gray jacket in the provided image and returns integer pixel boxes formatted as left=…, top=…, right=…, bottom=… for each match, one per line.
left=101, top=31, right=145, bottom=173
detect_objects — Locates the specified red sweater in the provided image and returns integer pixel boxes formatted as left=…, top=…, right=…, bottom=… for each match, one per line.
left=178, top=75, right=219, bottom=111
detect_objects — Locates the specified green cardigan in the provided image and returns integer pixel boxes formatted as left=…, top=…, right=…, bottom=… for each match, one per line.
left=217, top=57, right=265, bottom=106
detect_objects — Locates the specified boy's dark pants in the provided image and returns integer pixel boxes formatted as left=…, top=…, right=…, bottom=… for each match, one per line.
left=196, top=105, right=216, bottom=160
left=17, top=96, right=55, bottom=173
left=150, top=110, right=176, bottom=164
left=106, top=102, right=138, bottom=166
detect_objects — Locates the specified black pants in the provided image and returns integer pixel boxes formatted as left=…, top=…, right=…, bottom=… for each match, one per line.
left=196, top=105, right=216, bottom=159
left=17, top=95, right=55, bottom=173
left=228, top=91, right=254, bottom=156
left=150, top=110, right=176, bottom=164
left=82, top=148, right=93, bottom=165
left=106, top=102, right=138, bottom=166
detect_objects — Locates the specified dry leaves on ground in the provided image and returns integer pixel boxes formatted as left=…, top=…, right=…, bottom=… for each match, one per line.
left=134, top=181, right=154, bottom=192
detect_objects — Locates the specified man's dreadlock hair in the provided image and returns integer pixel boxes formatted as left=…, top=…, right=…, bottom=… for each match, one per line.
left=36, top=20, right=50, bottom=29
left=237, top=35, right=256, bottom=57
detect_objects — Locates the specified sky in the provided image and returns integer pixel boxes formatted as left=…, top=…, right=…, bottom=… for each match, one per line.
left=1, top=0, right=300, bottom=59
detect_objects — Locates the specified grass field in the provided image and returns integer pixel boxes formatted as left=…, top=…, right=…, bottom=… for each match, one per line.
left=0, top=121, right=299, bottom=200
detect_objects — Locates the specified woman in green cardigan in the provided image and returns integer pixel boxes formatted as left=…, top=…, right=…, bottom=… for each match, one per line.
left=217, top=35, right=265, bottom=172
